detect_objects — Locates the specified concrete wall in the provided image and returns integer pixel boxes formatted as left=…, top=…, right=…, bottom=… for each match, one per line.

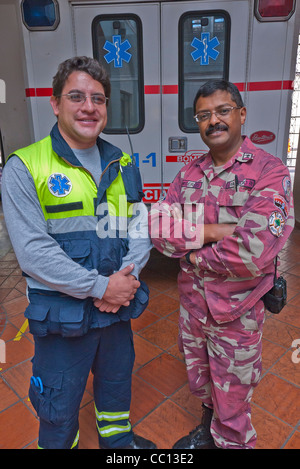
left=0, top=0, right=31, bottom=159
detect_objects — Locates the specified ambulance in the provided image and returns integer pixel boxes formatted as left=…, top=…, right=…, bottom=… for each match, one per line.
left=1, top=0, right=299, bottom=203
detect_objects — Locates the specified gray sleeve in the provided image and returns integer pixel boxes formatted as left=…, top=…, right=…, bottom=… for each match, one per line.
left=120, top=202, right=152, bottom=278
left=1, top=156, right=109, bottom=299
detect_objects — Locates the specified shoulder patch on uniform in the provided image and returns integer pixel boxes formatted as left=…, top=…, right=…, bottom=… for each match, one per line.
left=269, top=211, right=285, bottom=237
left=48, top=173, right=72, bottom=197
left=273, top=194, right=288, bottom=218
left=282, top=176, right=291, bottom=201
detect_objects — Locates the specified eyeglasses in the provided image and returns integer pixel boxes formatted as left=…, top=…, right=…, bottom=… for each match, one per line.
left=194, top=106, right=241, bottom=123
left=58, top=92, right=109, bottom=105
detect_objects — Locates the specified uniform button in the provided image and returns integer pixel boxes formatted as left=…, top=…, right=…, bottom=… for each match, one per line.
left=190, top=226, right=196, bottom=231
left=198, top=256, right=202, bottom=263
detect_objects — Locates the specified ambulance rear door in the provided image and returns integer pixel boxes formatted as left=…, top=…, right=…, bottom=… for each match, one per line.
left=72, top=1, right=249, bottom=201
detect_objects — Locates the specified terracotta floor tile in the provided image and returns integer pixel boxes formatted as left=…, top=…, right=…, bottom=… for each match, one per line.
left=262, top=316, right=300, bottom=348
left=130, top=374, right=165, bottom=425
left=167, top=343, right=184, bottom=361
left=133, top=334, right=162, bottom=371
left=288, top=292, right=300, bottom=307
left=2, top=295, right=28, bottom=318
left=3, top=288, right=24, bottom=302
left=2, top=360, right=32, bottom=399
left=139, top=318, right=179, bottom=351
left=136, top=353, right=187, bottom=396
left=167, top=309, right=180, bottom=324
left=283, top=431, right=300, bottom=449
left=78, top=402, right=99, bottom=449
left=0, top=289, right=11, bottom=302
left=287, top=263, right=300, bottom=276
left=277, top=304, right=300, bottom=328
left=0, top=401, right=39, bottom=449
left=147, top=293, right=179, bottom=317
left=282, top=272, right=300, bottom=290
left=0, top=337, right=34, bottom=372
left=0, top=275, right=22, bottom=290
left=131, top=309, right=160, bottom=332
left=1, top=319, right=24, bottom=342
left=0, top=377, right=19, bottom=411
left=271, top=349, right=300, bottom=386
left=164, top=285, right=180, bottom=300
left=133, top=400, right=200, bottom=449
left=251, top=404, right=293, bottom=449
left=261, top=338, right=287, bottom=371
left=253, top=373, right=300, bottom=426
left=171, top=383, right=204, bottom=418
left=1, top=252, right=17, bottom=262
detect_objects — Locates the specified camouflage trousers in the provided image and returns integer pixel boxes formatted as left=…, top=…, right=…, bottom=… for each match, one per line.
left=178, top=300, right=265, bottom=449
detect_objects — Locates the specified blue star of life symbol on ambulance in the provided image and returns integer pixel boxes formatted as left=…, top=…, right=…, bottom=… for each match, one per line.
left=103, top=35, right=132, bottom=68
left=191, top=32, right=220, bottom=65
left=48, top=173, right=72, bottom=197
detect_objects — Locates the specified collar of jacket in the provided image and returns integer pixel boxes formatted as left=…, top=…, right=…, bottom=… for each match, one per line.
left=50, top=122, right=123, bottom=171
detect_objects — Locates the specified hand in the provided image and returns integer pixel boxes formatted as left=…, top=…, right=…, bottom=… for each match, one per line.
left=95, top=264, right=140, bottom=310
left=93, top=298, right=122, bottom=314
left=204, top=223, right=237, bottom=244
left=170, top=204, right=182, bottom=220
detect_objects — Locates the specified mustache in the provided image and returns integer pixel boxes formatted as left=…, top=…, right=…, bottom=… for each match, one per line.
left=206, top=123, right=228, bottom=136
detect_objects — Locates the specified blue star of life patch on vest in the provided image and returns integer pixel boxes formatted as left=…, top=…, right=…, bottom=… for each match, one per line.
left=47, top=173, right=72, bottom=197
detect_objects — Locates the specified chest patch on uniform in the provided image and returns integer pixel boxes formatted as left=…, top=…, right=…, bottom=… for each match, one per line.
left=225, top=178, right=255, bottom=190
left=269, top=211, right=285, bottom=237
left=182, top=180, right=202, bottom=189
left=47, top=173, right=73, bottom=197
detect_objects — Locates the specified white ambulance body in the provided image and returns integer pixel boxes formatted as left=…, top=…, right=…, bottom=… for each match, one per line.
left=11, top=0, right=300, bottom=202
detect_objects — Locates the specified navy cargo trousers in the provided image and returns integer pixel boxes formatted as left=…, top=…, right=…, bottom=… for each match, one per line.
left=29, top=320, right=135, bottom=449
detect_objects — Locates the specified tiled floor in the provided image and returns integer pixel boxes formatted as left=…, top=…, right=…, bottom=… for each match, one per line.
left=1, top=203, right=300, bottom=449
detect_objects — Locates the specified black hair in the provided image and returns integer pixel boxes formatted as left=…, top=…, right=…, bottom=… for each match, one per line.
left=193, top=80, right=244, bottom=113
left=52, top=56, right=111, bottom=100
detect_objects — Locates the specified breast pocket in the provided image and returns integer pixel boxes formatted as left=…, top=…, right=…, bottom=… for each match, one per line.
left=61, top=239, right=93, bottom=270
left=218, top=189, right=249, bottom=223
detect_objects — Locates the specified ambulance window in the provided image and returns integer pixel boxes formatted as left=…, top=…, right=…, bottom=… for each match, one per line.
left=92, top=15, right=144, bottom=134
left=21, top=0, right=60, bottom=31
left=179, top=11, right=230, bottom=132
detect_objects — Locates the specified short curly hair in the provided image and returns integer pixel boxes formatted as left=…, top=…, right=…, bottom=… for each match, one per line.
left=193, top=80, right=244, bottom=113
left=52, top=56, right=111, bottom=100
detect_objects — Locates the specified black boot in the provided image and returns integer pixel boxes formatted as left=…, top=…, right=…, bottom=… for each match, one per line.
left=172, top=405, right=217, bottom=449
left=121, top=433, right=157, bottom=449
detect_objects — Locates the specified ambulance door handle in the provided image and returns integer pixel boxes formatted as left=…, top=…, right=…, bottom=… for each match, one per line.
left=168, top=137, right=187, bottom=152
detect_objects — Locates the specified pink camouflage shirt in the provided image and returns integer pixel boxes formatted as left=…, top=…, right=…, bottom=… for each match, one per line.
left=149, top=136, right=295, bottom=324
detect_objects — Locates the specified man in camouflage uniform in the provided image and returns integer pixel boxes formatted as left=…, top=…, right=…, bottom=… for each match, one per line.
left=149, top=80, right=294, bottom=449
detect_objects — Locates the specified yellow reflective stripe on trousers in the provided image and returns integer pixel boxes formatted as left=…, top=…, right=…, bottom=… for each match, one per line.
left=95, top=404, right=131, bottom=438
left=96, top=421, right=131, bottom=438
left=37, top=430, right=79, bottom=449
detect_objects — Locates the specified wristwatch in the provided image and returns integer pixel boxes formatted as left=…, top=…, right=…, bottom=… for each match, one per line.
left=185, top=251, right=193, bottom=264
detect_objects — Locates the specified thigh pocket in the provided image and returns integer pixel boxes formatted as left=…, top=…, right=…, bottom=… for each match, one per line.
left=29, top=367, right=64, bottom=425
left=229, top=345, right=262, bottom=387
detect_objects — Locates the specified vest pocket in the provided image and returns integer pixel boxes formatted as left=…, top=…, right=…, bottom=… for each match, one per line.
left=61, top=239, right=93, bottom=269
left=25, top=295, right=93, bottom=338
